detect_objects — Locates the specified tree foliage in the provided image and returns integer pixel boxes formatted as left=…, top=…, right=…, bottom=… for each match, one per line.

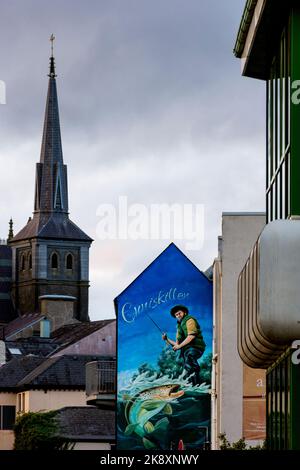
left=218, top=432, right=266, bottom=451
left=157, top=348, right=212, bottom=384
left=198, top=353, right=212, bottom=385
left=14, top=411, right=74, bottom=450
left=157, top=346, right=185, bottom=378
left=132, top=348, right=213, bottom=385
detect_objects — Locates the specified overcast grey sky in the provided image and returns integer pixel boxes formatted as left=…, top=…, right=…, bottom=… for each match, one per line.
left=0, top=0, right=265, bottom=320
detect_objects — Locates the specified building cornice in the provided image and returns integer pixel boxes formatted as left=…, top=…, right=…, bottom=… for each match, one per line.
left=234, top=0, right=259, bottom=58
left=234, top=0, right=291, bottom=79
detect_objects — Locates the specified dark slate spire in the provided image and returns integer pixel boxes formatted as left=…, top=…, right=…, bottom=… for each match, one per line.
left=7, top=218, right=13, bottom=241
left=34, top=35, right=68, bottom=215
left=11, top=37, right=92, bottom=244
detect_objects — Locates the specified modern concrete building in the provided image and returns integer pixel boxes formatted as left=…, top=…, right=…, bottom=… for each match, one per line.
left=234, top=0, right=300, bottom=449
left=212, top=213, right=266, bottom=449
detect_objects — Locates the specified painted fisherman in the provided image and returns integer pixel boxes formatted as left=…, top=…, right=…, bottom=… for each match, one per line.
left=162, top=305, right=205, bottom=386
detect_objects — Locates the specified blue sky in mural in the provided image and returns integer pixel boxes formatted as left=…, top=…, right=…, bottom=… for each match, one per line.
left=116, top=243, right=213, bottom=377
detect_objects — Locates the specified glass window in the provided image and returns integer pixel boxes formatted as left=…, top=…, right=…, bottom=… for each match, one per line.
left=51, top=252, right=58, bottom=269
left=66, top=254, right=73, bottom=270
left=8, top=348, right=22, bottom=355
left=267, top=21, right=291, bottom=224
left=20, top=254, right=25, bottom=271
left=0, top=406, right=16, bottom=430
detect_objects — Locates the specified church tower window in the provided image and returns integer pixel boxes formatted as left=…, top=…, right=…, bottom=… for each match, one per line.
left=28, top=253, right=32, bottom=270
left=54, top=180, right=62, bottom=210
left=66, top=253, right=73, bottom=270
left=20, top=255, right=25, bottom=271
left=51, top=252, right=59, bottom=269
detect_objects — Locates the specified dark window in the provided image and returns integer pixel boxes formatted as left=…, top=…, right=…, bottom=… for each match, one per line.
left=20, top=255, right=25, bottom=271
left=29, top=253, right=32, bottom=270
left=55, top=183, right=62, bottom=210
left=66, top=254, right=73, bottom=270
left=0, top=406, right=16, bottom=430
left=51, top=252, right=58, bottom=269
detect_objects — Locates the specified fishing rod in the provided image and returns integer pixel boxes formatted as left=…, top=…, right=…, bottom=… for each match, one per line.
left=144, top=311, right=173, bottom=348
left=144, top=311, right=164, bottom=334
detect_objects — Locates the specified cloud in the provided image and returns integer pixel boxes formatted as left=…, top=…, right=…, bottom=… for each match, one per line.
left=0, top=0, right=265, bottom=320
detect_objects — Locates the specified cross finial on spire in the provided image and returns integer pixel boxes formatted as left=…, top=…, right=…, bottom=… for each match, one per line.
left=48, top=34, right=57, bottom=78
left=50, top=34, right=55, bottom=57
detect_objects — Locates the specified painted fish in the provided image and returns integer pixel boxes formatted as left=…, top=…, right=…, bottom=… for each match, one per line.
left=124, top=384, right=185, bottom=449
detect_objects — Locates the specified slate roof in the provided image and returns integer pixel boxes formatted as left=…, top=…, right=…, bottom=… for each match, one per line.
left=55, top=406, right=115, bottom=442
left=6, top=337, right=57, bottom=361
left=12, top=214, right=92, bottom=242
left=0, top=354, right=115, bottom=391
left=0, top=356, right=45, bottom=390
left=37, top=71, right=68, bottom=213
left=4, top=313, right=45, bottom=340
left=4, top=319, right=115, bottom=359
left=17, top=355, right=111, bottom=390
left=50, top=320, right=115, bottom=350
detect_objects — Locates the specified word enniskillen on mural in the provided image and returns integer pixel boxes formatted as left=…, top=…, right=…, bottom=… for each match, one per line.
left=120, top=287, right=190, bottom=323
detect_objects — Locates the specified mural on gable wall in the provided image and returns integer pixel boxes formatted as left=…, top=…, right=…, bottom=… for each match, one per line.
left=115, top=244, right=213, bottom=450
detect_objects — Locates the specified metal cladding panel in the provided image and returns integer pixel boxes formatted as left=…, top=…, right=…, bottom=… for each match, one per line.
left=259, top=220, right=300, bottom=342
left=238, top=229, right=286, bottom=369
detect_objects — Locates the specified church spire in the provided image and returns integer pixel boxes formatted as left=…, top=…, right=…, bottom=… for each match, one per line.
left=7, top=218, right=13, bottom=241
left=49, top=34, right=56, bottom=78
left=9, top=42, right=92, bottom=321
left=34, top=35, right=68, bottom=215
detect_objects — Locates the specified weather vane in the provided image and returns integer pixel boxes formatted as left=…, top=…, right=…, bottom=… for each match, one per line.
left=50, top=34, right=55, bottom=57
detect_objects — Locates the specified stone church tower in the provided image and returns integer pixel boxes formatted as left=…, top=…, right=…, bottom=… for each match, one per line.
left=9, top=51, right=92, bottom=323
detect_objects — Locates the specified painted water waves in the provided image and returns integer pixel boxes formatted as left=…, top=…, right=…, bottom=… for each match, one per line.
left=117, top=347, right=212, bottom=450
